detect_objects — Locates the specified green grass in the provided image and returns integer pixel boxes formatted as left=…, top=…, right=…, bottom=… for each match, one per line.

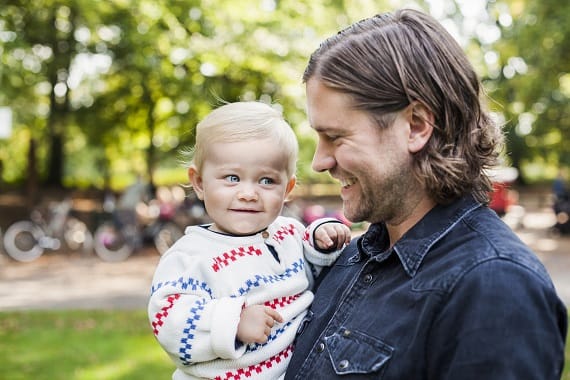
left=0, top=310, right=172, bottom=380
left=0, top=310, right=568, bottom=379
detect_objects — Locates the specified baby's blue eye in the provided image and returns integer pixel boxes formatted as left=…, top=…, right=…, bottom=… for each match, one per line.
left=225, top=175, right=240, bottom=183
left=260, top=177, right=274, bottom=185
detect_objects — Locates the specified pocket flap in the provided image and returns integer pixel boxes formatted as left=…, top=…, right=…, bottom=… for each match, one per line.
left=325, top=327, right=393, bottom=375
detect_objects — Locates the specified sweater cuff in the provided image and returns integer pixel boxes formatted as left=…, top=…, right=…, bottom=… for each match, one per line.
left=305, top=217, right=344, bottom=252
left=211, top=297, right=247, bottom=359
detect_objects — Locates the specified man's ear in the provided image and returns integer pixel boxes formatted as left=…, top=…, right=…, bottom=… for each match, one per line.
left=188, top=165, right=204, bottom=200
left=408, top=102, right=434, bottom=153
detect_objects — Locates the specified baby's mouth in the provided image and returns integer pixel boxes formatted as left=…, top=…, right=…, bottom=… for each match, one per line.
left=231, top=209, right=260, bottom=213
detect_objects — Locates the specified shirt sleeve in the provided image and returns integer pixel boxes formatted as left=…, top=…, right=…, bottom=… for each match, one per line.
left=148, top=249, right=247, bottom=368
left=427, top=258, right=567, bottom=380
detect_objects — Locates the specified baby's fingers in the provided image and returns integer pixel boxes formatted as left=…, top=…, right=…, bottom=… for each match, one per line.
left=265, top=308, right=284, bottom=324
left=328, top=224, right=352, bottom=250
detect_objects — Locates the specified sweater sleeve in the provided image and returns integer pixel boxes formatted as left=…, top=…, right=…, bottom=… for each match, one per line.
left=288, top=217, right=346, bottom=283
left=148, top=249, right=247, bottom=368
left=302, top=217, right=346, bottom=267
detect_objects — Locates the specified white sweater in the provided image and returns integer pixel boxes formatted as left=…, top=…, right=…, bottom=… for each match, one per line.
left=148, top=216, right=343, bottom=380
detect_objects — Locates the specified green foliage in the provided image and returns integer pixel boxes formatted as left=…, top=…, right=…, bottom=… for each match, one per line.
left=0, top=0, right=387, bottom=189
left=487, top=0, right=570, bottom=181
left=1, top=0, right=568, bottom=189
left=0, top=309, right=172, bottom=380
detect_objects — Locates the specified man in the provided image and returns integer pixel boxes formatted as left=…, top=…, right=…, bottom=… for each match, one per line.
left=285, top=8, right=567, bottom=379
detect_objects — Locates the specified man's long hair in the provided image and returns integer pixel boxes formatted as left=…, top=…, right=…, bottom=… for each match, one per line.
left=304, top=8, right=503, bottom=205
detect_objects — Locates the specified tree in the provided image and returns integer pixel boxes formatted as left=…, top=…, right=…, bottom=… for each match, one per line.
left=0, top=0, right=115, bottom=188
left=9, top=0, right=568, bottom=189
left=487, top=0, right=570, bottom=181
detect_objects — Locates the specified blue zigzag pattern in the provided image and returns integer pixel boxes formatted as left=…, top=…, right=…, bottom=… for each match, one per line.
left=236, top=258, right=305, bottom=296
left=246, top=320, right=294, bottom=353
left=151, top=276, right=213, bottom=298
left=179, top=298, right=206, bottom=365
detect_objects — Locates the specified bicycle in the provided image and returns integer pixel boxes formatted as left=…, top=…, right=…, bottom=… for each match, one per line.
left=93, top=198, right=184, bottom=262
left=93, top=209, right=185, bottom=262
left=2, top=197, right=93, bottom=262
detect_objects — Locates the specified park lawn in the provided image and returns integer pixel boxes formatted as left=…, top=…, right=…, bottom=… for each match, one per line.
left=0, top=309, right=172, bottom=380
left=0, top=310, right=568, bottom=379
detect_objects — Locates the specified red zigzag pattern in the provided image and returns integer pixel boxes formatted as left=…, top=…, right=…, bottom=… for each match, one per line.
left=273, top=224, right=296, bottom=242
left=214, top=345, right=293, bottom=380
left=264, top=294, right=301, bottom=309
left=212, top=246, right=263, bottom=272
left=152, top=293, right=181, bottom=336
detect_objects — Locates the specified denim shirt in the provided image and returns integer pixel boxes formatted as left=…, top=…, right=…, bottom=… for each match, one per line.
left=285, top=196, right=567, bottom=379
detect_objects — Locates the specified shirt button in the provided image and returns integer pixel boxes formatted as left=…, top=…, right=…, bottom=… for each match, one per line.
left=316, top=342, right=325, bottom=353
left=363, top=273, right=373, bottom=283
left=262, top=231, right=269, bottom=238
left=338, top=360, right=349, bottom=369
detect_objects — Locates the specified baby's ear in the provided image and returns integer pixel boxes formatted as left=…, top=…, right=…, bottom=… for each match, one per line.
left=285, top=176, right=297, bottom=197
left=188, top=165, right=204, bottom=200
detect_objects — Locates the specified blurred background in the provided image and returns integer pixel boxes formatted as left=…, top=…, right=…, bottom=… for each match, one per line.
left=1, top=0, right=569, bottom=300
left=0, top=0, right=566, bottom=249
left=0, top=0, right=568, bottom=194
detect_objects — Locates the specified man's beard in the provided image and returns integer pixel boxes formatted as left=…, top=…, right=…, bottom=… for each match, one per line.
left=345, top=165, right=417, bottom=225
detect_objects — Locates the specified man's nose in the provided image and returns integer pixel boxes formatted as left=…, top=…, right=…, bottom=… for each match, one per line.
left=312, top=143, right=336, bottom=173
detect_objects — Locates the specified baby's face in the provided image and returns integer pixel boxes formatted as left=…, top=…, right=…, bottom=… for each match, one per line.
left=194, top=138, right=294, bottom=235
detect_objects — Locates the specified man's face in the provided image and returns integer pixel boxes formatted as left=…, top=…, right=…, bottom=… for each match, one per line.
left=306, top=78, right=417, bottom=224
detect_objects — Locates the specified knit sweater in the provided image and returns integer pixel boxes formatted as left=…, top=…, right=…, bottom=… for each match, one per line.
left=148, top=216, right=343, bottom=380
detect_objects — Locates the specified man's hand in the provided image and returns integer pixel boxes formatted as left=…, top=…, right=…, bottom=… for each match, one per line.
left=237, top=305, right=284, bottom=344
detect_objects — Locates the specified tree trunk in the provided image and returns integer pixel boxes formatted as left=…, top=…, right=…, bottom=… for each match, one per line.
left=26, top=137, right=39, bottom=209
left=44, top=5, right=75, bottom=188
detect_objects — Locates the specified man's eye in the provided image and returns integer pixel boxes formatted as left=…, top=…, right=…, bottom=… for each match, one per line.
left=260, top=177, right=274, bottom=185
left=225, top=175, right=240, bottom=183
left=321, top=133, right=338, bottom=142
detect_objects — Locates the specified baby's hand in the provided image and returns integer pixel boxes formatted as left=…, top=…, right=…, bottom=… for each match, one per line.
left=237, top=305, right=283, bottom=344
left=314, top=222, right=351, bottom=251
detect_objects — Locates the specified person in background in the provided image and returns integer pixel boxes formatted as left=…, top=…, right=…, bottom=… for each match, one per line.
left=552, top=167, right=570, bottom=235
left=148, top=101, right=351, bottom=380
left=285, top=8, right=567, bottom=379
left=553, top=168, right=568, bottom=201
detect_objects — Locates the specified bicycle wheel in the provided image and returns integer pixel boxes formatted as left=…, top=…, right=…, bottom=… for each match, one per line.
left=154, top=222, right=184, bottom=255
left=3, top=221, right=46, bottom=262
left=93, top=222, right=134, bottom=262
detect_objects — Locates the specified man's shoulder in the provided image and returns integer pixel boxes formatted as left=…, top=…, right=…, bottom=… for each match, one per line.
left=419, top=208, right=551, bottom=292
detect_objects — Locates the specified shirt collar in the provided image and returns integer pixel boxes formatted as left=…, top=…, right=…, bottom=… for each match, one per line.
left=359, top=196, right=482, bottom=277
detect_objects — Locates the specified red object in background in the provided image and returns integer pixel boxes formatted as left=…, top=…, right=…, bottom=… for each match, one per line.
left=489, top=182, right=514, bottom=216
left=487, top=167, right=519, bottom=217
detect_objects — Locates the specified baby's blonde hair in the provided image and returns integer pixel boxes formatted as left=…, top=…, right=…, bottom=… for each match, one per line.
left=186, top=101, right=298, bottom=178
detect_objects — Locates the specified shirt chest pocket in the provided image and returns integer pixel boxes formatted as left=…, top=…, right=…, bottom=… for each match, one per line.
left=324, top=327, right=393, bottom=376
